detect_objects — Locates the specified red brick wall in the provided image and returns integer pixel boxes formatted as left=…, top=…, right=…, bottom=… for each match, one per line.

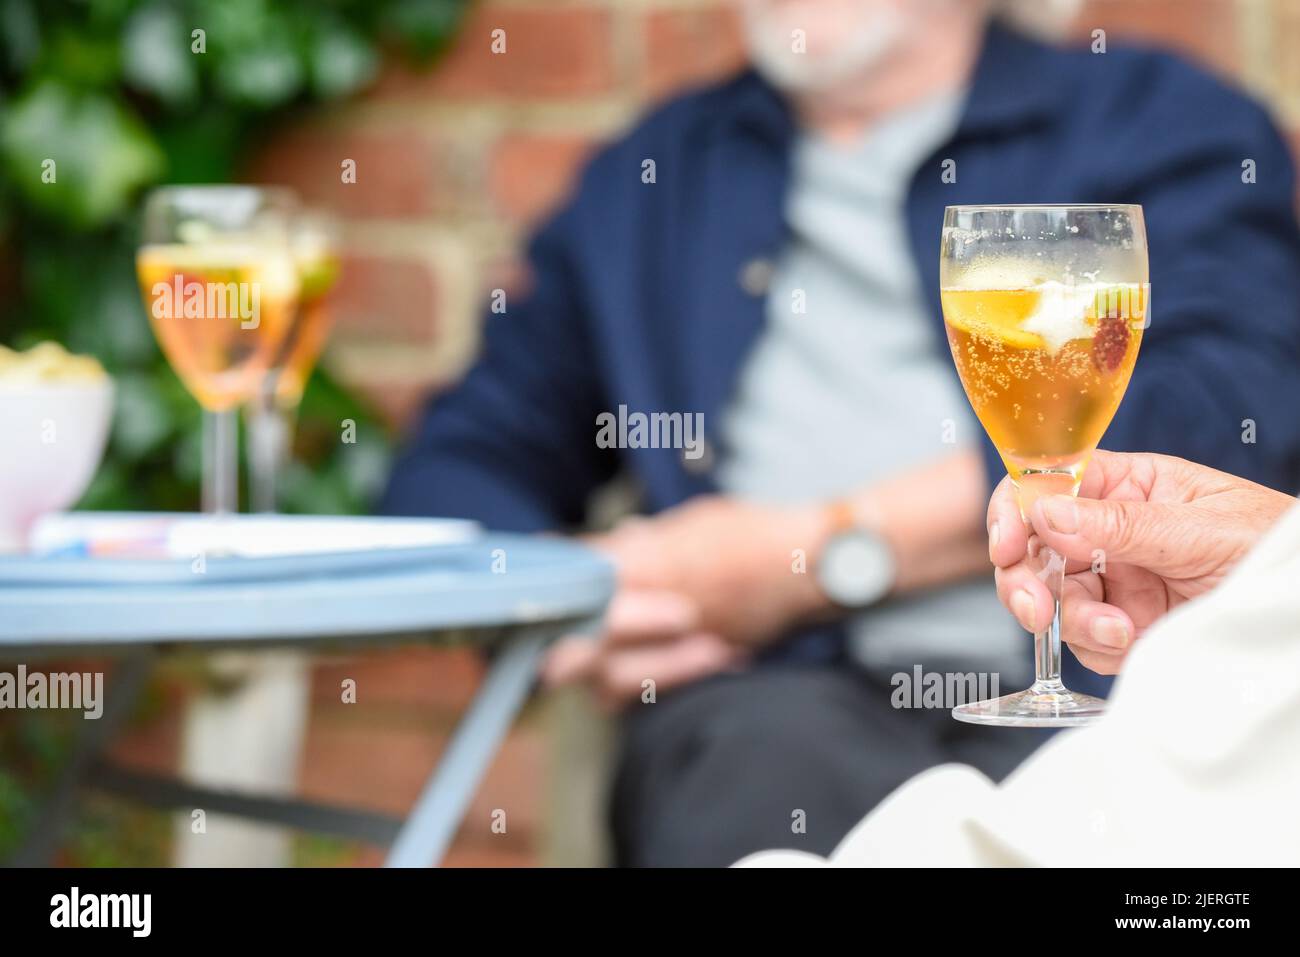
left=115, top=0, right=1300, bottom=867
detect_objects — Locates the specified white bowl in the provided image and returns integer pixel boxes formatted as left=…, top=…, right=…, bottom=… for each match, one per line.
left=0, top=379, right=114, bottom=551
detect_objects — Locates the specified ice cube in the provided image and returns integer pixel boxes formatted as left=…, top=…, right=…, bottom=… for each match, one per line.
left=1020, top=281, right=1097, bottom=354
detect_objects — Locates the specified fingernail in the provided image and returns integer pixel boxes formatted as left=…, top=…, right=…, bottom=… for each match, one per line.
left=1092, top=617, right=1131, bottom=649
left=1011, top=589, right=1037, bottom=629
left=988, top=521, right=1001, bottom=560
left=1041, top=495, right=1079, bottom=534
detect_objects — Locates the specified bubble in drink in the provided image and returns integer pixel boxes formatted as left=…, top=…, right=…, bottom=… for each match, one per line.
left=941, top=281, right=1147, bottom=483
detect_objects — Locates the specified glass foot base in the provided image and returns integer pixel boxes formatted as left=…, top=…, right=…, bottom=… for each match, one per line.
left=952, top=685, right=1106, bottom=728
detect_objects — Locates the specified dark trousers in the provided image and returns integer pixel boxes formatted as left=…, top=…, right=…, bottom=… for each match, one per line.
left=609, top=663, right=1049, bottom=867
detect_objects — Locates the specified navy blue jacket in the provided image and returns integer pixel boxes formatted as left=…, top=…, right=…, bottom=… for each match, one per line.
left=383, top=22, right=1300, bottom=684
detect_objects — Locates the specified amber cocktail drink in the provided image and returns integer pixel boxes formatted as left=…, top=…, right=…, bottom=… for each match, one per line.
left=943, top=282, right=1146, bottom=484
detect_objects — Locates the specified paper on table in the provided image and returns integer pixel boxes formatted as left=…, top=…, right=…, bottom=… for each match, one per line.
left=29, top=512, right=480, bottom=560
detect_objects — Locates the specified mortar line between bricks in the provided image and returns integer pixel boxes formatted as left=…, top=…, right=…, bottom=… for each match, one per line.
left=340, top=98, right=644, bottom=132
left=1236, top=0, right=1276, bottom=97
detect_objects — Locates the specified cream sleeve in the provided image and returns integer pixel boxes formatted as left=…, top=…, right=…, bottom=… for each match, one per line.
left=738, top=500, right=1300, bottom=868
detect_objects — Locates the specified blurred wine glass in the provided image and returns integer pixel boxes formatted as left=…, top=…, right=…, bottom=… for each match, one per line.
left=246, top=208, right=342, bottom=513
left=137, top=186, right=300, bottom=514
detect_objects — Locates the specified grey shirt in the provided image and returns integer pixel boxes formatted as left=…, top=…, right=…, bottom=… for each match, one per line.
left=716, top=91, right=1025, bottom=677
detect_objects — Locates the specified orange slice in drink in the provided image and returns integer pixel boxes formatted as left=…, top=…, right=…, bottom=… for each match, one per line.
left=941, top=288, right=1047, bottom=350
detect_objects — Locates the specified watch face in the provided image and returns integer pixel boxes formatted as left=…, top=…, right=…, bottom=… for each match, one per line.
left=818, top=530, right=894, bottom=608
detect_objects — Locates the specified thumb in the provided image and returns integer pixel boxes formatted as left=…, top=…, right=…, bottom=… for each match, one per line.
left=1031, top=494, right=1187, bottom=573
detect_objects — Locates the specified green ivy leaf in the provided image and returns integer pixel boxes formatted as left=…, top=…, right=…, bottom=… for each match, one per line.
left=111, top=370, right=175, bottom=458
left=309, top=22, right=379, bottom=98
left=153, top=110, right=245, bottom=184
left=121, top=4, right=200, bottom=108
left=0, top=80, right=164, bottom=228
left=380, top=0, right=464, bottom=61
left=214, top=41, right=305, bottom=109
left=201, top=1, right=307, bottom=109
left=0, top=0, right=40, bottom=73
left=40, top=26, right=122, bottom=89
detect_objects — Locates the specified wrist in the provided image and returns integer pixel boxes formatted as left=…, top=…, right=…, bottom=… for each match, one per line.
left=777, top=502, right=840, bottom=619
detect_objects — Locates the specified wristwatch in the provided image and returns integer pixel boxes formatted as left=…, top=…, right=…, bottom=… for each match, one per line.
left=814, top=498, right=896, bottom=609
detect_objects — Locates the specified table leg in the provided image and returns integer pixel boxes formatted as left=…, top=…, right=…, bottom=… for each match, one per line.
left=172, top=651, right=311, bottom=866
left=7, top=651, right=154, bottom=867
left=384, top=628, right=551, bottom=868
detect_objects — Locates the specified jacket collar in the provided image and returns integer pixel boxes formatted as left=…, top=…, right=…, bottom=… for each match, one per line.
left=956, top=18, right=1063, bottom=137
left=725, top=18, right=1062, bottom=145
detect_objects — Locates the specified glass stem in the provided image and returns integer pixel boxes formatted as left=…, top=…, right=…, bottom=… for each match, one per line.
left=202, top=408, right=239, bottom=514
left=246, top=384, right=289, bottom=514
left=1032, top=543, right=1067, bottom=693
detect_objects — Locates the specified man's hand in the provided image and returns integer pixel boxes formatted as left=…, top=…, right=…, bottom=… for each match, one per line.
left=541, top=497, right=825, bottom=709
left=595, top=496, right=829, bottom=647
left=989, top=450, right=1293, bottom=674
left=541, top=589, right=740, bottom=710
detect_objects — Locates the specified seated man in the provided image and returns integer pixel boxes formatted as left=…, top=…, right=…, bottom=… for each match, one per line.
left=383, top=0, right=1300, bottom=866
left=741, top=451, right=1300, bottom=866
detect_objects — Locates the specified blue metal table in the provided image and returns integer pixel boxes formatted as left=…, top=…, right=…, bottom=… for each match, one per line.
left=0, top=533, right=614, bottom=867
